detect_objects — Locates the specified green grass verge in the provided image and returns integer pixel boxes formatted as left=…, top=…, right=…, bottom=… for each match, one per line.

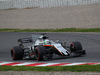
left=0, top=28, right=100, bottom=32
left=0, top=65, right=100, bottom=72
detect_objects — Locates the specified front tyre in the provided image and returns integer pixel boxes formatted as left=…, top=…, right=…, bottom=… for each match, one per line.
left=70, top=41, right=86, bottom=56
left=70, top=41, right=82, bottom=52
left=11, top=46, right=24, bottom=60
left=34, top=46, right=47, bottom=61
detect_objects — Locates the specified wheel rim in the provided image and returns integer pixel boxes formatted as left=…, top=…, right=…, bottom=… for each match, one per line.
left=35, top=48, right=40, bottom=60
left=11, top=48, right=15, bottom=59
left=70, top=43, right=75, bottom=52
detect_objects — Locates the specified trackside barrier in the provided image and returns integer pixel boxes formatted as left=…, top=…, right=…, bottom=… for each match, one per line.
left=0, top=0, right=100, bottom=10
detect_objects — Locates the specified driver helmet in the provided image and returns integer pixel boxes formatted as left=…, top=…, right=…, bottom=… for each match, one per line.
left=44, top=39, right=50, bottom=45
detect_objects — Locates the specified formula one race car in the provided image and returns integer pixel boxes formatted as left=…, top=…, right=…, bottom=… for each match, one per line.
left=11, top=33, right=86, bottom=61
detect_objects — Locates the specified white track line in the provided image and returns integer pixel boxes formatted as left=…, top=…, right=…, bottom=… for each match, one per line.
left=13, top=62, right=35, bottom=66
left=36, top=63, right=59, bottom=66
left=62, top=63, right=86, bottom=66
left=0, top=62, right=12, bottom=65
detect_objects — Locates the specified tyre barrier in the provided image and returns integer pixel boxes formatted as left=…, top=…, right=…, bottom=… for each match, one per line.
left=0, top=62, right=100, bottom=66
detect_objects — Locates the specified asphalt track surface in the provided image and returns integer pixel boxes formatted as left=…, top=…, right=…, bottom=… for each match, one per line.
left=0, top=32, right=100, bottom=63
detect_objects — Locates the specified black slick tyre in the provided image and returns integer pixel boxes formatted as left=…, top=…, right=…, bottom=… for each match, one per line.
left=70, top=41, right=82, bottom=52
left=11, top=46, right=24, bottom=60
left=35, top=46, right=47, bottom=61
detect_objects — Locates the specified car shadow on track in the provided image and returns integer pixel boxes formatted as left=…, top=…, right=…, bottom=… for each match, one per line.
left=22, top=54, right=86, bottom=62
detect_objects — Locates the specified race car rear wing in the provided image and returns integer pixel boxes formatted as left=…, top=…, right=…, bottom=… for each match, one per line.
left=17, top=35, right=41, bottom=44
left=18, top=38, right=32, bottom=43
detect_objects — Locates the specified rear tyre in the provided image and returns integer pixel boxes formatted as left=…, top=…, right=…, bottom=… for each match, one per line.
left=11, top=46, right=24, bottom=60
left=34, top=46, right=47, bottom=61
left=70, top=41, right=82, bottom=52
